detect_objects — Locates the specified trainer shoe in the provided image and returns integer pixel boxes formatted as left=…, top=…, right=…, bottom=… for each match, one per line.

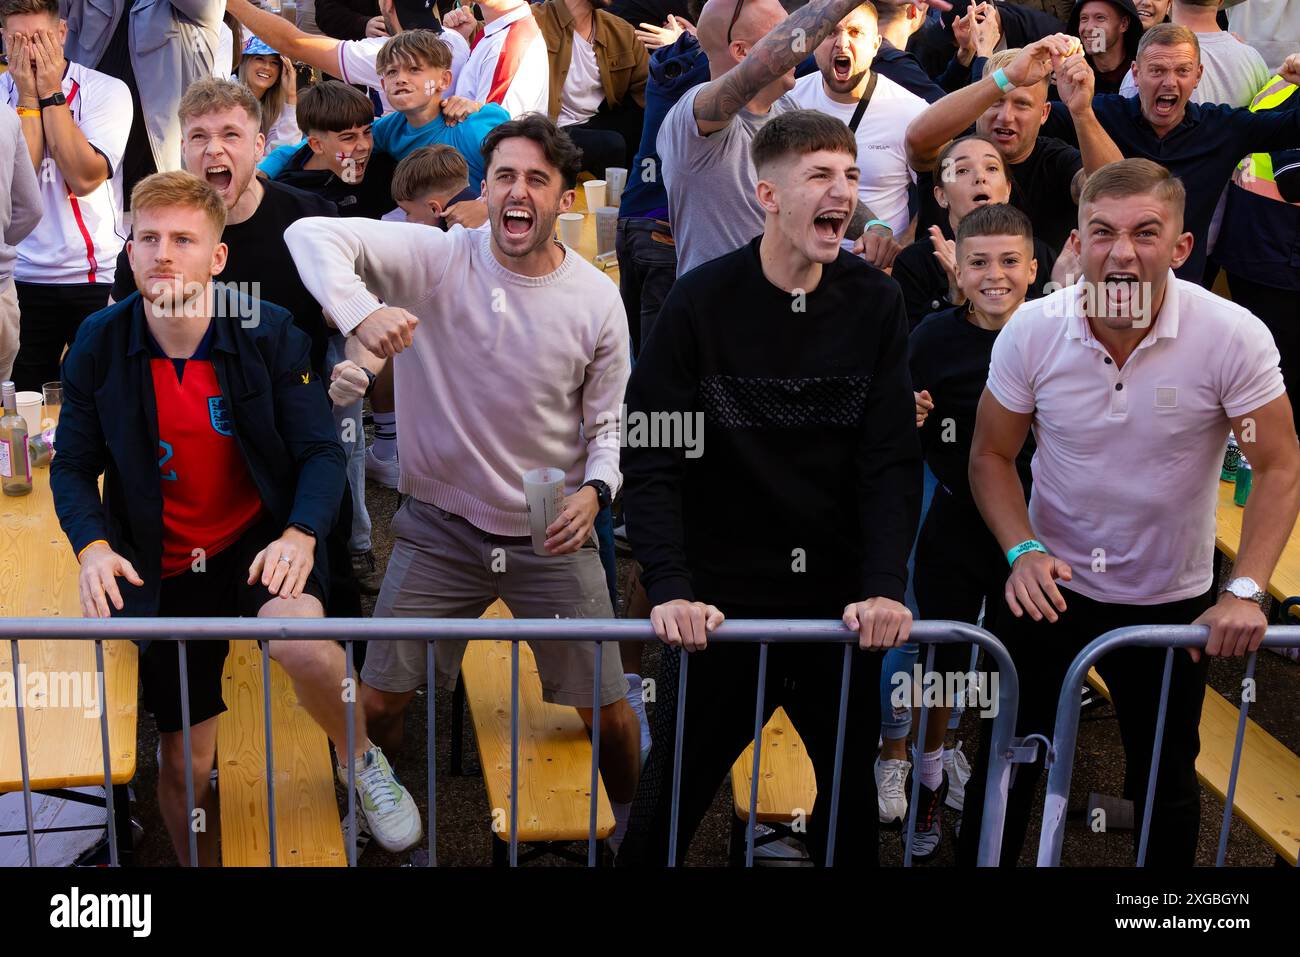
left=350, top=549, right=383, bottom=596
left=875, top=756, right=910, bottom=825
left=943, top=741, right=972, bottom=813
left=909, top=772, right=949, bottom=863
left=342, top=746, right=422, bottom=853
left=365, top=447, right=399, bottom=490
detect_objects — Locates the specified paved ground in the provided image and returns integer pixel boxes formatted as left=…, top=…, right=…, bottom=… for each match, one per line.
left=122, top=477, right=1300, bottom=868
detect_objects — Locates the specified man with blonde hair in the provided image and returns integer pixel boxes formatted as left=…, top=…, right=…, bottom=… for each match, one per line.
left=53, top=171, right=424, bottom=864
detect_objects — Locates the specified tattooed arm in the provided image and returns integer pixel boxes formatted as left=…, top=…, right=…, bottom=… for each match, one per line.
left=693, top=0, right=897, bottom=134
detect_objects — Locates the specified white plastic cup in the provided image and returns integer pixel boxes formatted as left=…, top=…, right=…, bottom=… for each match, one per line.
left=604, top=167, right=628, bottom=207
left=557, top=212, right=584, bottom=248
left=583, top=179, right=607, bottom=211
left=523, top=467, right=566, bottom=557
left=595, top=206, right=618, bottom=256
left=15, top=391, right=42, bottom=435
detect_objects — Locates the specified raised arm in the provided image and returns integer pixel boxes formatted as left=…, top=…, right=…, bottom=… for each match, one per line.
left=694, top=0, right=933, bottom=134
left=225, top=0, right=346, bottom=77
left=905, top=34, right=1074, bottom=172
left=1054, top=51, right=1122, bottom=185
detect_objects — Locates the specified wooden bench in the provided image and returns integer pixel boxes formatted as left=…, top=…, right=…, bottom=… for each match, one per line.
left=728, top=707, right=817, bottom=865
left=1087, top=669, right=1300, bottom=865
left=454, top=600, right=614, bottom=865
left=216, top=640, right=345, bottom=866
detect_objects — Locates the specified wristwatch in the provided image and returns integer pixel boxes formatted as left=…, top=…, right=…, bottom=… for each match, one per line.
left=1220, top=576, right=1267, bottom=609
left=38, top=91, right=67, bottom=110
left=362, top=367, right=377, bottom=399
left=581, top=479, right=612, bottom=510
left=288, top=522, right=317, bottom=540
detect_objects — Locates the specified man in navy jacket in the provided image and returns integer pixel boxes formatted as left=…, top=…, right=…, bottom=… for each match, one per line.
left=52, top=171, right=422, bottom=864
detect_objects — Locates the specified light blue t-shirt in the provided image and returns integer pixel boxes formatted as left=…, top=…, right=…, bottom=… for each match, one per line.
left=371, top=102, right=510, bottom=197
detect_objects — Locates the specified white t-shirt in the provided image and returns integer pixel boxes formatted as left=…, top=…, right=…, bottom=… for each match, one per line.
left=987, top=274, right=1285, bottom=604
left=267, top=101, right=303, bottom=153
left=336, top=29, right=471, bottom=115
left=1228, top=0, right=1300, bottom=75
left=1119, top=30, right=1270, bottom=108
left=452, top=3, right=549, bottom=118
left=789, top=71, right=926, bottom=237
left=216, top=22, right=235, bottom=78
left=557, top=31, right=603, bottom=127
left=0, top=62, right=130, bottom=285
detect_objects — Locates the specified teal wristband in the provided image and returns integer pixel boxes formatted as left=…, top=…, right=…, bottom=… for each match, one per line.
left=1007, top=539, right=1047, bottom=567
left=991, top=67, right=1014, bottom=93
left=864, top=218, right=892, bottom=233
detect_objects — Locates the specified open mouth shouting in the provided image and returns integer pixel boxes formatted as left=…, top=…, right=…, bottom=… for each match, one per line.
left=205, top=164, right=233, bottom=193
left=812, top=208, right=849, bottom=244
left=989, top=126, right=1018, bottom=148
left=832, top=53, right=854, bottom=84
left=501, top=205, right=535, bottom=240
left=1101, top=271, right=1143, bottom=315
left=1151, top=92, right=1180, bottom=118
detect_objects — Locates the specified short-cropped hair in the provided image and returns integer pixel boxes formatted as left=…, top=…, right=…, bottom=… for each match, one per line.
left=375, top=29, right=452, bottom=75
left=179, top=78, right=262, bottom=129
left=956, top=202, right=1034, bottom=247
left=0, top=0, right=58, bottom=21
left=750, top=109, right=857, bottom=174
left=1137, top=22, right=1199, bottom=61
left=392, top=144, right=470, bottom=202
left=1079, top=158, right=1185, bottom=226
left=130, top=171, right=228, bottom=238
left=296, top=81, right=376, bottom=136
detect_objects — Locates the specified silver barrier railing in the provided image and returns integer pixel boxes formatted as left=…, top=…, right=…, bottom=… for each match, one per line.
left=1037, top=625, right=1300, bottom=867
left=3, top=617, right=1019, bottom=867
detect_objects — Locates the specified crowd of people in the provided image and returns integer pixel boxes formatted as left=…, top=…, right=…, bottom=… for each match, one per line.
left=1, top=0, right=1298, bottom=867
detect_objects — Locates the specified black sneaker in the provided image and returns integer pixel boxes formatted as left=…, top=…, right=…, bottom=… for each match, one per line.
left=909, top=772, right=949, bottom=863
left=350, top=549, right=382, bottom=595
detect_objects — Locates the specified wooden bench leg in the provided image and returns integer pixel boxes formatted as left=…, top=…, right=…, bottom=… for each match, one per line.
left=450, top=674, right=465, bottom=776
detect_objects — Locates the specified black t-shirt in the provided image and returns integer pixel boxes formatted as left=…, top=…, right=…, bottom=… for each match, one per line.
left=112, top=180, right=339, bottom=374
left=607, top=0, right=692, bottom=28
left=94, top=10, right=155, bottom=206
left=909, top=305, right=1034, bottom=509
left=273, top=145, right=399, bottom=220
left=893, top=233, right=1058, bottom=329
left=1007, top=136, right=1082, bottom=254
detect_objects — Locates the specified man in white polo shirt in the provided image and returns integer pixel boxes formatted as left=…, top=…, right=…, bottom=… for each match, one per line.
left=0, top=0, right=131, bottom=392
left=958, top=158, right=1300, bottom=866
left=789, top=0, right=927, bottom=238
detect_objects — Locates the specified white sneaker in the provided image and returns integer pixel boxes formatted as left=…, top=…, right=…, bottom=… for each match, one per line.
left=365, top=447, right=399, bottom=490
left=341, top=747, right=422, bottom=853
left=875, top=756, right=910, bottom=825
left=943, top=741, right=972, bottom=813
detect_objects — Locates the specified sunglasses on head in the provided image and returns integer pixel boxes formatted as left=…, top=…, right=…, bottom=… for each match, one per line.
left=727, top=0, right=746, bottom=45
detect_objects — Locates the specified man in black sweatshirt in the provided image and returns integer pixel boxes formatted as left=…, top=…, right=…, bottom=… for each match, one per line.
left=617, top=109, right=922, bottom=867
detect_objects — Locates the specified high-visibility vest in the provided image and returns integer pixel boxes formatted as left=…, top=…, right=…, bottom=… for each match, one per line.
left=1236, top=75, right=1300, bottom=204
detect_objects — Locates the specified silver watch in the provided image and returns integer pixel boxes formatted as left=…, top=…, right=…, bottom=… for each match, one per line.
left=1220, top=576, right=1267, bottom=608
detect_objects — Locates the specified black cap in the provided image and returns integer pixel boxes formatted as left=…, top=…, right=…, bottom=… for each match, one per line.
left=392, top=0, right=445, bottom=33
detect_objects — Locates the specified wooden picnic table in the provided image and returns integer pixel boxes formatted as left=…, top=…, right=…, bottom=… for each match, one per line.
left=0, top=467, right=137, bottom=830
left=569, top=187, right=620, bottom=283
left=1214, top=476, right=1300, bottom=610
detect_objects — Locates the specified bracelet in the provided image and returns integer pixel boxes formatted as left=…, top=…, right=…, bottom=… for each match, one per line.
left=1006, top=539, right=1047, bottom=567
left=77, top=539, right=108, bottom=562
left=864, top=219, right=892, bottom=233
left=15, top=106, right=39, bottom=117
left=991, top=67, right=1015, bottom=93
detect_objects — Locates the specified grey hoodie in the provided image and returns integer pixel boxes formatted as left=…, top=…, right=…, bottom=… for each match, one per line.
left=0, top=108, right=42, bottom=285
left=60, top=0, right=223, bottom=173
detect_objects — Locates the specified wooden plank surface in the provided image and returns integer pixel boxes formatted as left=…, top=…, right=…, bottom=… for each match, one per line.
left=0, top=468, right=137, bottom=791
left=461, top=599, right=614, bottom=842
left=1215, top=477, right=1300, bottom=606
left=1087, top=668, right=1299, bottom=864
left=731, top=707, right=818, bottom=823
left=217, top=640, right=345, bottom=866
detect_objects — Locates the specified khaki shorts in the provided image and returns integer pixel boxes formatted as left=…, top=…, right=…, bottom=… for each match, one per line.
left=363, top=498, right=626, bottom=707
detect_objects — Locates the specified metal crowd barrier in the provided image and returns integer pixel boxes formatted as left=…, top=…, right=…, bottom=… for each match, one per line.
left=3, top=617, right=1020, bottom=868
left=1037, top=625, right=1300, bottom=867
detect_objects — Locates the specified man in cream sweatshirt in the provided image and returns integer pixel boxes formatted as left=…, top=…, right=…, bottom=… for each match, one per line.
left=285, top=114, right=642, bottom=846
